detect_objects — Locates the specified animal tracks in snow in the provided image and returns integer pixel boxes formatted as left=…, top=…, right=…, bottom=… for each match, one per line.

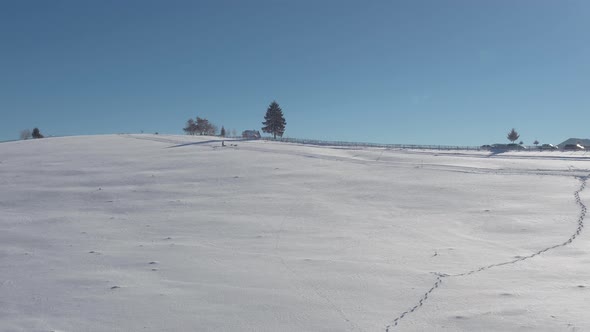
left=386, top=174, right=589, bottom=330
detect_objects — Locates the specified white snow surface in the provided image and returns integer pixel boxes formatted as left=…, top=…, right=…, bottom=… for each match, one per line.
left=1, top=134, right=589, bottom=332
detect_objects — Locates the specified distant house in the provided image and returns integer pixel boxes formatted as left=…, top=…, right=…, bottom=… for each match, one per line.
left=558, top=138, right=590, bottom=149
left=242, top=130, right=261, bottom=139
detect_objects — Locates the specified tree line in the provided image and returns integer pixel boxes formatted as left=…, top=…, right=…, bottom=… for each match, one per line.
left=182, top=100, right=287, bottom=138
left=183, top=117, right=217, bottom=136
left=20, top=127, right=44, bottom=140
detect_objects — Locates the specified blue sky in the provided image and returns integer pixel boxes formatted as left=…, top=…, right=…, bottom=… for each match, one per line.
left=1, top=0, right=589, bottom=145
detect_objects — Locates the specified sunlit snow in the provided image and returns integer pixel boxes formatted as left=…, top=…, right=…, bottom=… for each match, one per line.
left=1, top=134, right=589, bottom=331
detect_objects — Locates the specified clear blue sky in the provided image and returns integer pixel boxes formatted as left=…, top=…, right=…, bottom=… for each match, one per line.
left=1, top=0, right=589, bottom=145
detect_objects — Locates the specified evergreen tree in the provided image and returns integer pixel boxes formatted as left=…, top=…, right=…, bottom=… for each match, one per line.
left=533, top=140, right=539, bottom=146
left=32, top=127, right=44, bottom=139
left=261, top=101, right=286, bottom=139
left=507, top=128, right=520, bottom=143
left=220, top=126, right=226, bottom=137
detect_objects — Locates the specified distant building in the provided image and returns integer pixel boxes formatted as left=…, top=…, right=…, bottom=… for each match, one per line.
left=242, top=130, right=261, bottom=139
left=558, top=138, right=590, bottom=149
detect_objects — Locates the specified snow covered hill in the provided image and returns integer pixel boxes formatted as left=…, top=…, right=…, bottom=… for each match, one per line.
left=1, top=134, right=589, bottom=331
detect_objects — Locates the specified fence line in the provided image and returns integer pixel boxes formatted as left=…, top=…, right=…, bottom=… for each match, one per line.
left=258, top=137, right=483, bottom=151
left=255, top=137, right=590, bottom=153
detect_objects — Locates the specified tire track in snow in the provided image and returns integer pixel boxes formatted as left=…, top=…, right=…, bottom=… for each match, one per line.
left=120, top=134, right=187, bottom=145
left=216, top=144, right=590, bottom=179
left=124, top=135, right=590, bottom=178
left=386, top=174, right=589, bottom=331
left=119, top=135, right=588, bottom=330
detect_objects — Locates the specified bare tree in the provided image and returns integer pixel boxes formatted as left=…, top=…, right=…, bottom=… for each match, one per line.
left=20, top=129, right=32, bottom=140
left=195, top=117, right=216, bottom=135
left=184, top=117, right=217, bottom=136
left=209, top=124, right=218, bottom=136
left=183, top=118, right=197, bottom=135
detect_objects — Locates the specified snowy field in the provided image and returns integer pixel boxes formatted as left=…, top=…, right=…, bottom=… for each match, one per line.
left=1, top=134, right=589, bottom=332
